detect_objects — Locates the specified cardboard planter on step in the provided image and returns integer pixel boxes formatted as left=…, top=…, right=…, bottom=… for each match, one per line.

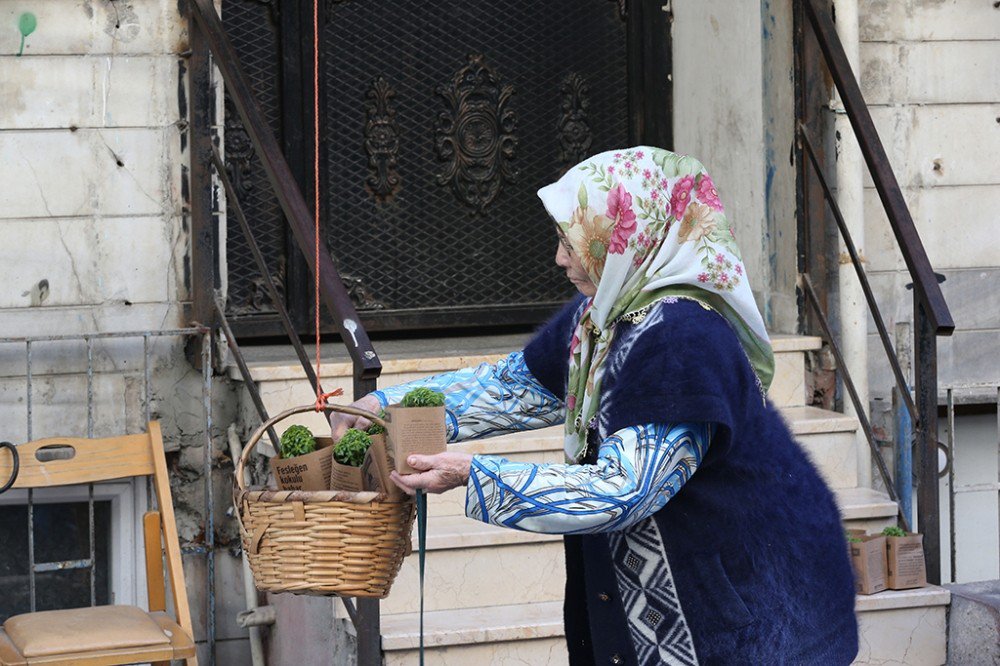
left=885, top=532, right=927, bottom=590
left=385, top=404, right=447, bottom=474
left=847, top=530, right=888, bottom=595
left=270, top=435, right=334, bottom=491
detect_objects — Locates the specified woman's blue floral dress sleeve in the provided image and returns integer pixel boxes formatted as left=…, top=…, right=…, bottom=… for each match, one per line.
left=466, top=422, right=713, bottom=534
left=372, top=351, right=565, bottom=442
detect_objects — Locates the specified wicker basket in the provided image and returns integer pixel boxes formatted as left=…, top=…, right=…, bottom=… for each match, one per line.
left=234, top=405, right=415, bottom=598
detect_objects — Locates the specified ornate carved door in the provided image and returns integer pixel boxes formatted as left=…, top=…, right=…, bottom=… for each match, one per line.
left=222, top=0, right=671, bottom=336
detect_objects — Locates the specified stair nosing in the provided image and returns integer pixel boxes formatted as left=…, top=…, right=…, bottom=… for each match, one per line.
left=380, top=587, right=950, bottom=651
left=416, top=515, right=563, bottom=551
left=380, top=601, right=564, bottom=651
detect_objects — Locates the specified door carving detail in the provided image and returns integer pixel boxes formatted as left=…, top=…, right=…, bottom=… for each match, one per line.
left=364, top=76, right=402, bottom=202
left=434, top=54, right=518, bottom=215
left=558, top=73, right=593, bottom=168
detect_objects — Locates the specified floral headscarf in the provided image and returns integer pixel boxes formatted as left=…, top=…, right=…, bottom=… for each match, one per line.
left=537, top=147, right=774, bottom=462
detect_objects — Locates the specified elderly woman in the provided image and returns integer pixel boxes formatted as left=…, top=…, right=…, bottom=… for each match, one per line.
left=331, top=148, right=858, bottom=665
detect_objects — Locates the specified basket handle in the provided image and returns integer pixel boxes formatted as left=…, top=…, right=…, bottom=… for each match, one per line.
left=235, top=404, right=387, bottom=491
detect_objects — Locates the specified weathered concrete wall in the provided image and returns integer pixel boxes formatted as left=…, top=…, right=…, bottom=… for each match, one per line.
left=672, top=0, right=799, bottom=333
left=0, top=1, right=248, bottom=662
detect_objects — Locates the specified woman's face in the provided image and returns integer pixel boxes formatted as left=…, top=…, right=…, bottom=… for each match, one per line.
left=555, top=229, right=598, bottom=297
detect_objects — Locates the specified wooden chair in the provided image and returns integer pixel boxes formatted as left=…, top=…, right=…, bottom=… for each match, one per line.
left=0, top=422, right=197, bottom=666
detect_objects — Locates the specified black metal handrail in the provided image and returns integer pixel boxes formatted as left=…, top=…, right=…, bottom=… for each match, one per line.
left=799, top=0, right=955, bottom=584
left=798, top=129, right=917, bottom=423
left=189, top=0, right=382, bottom=387
left=187, top=0, right=384, bottom=661
left=801, top=0, right=954, bottom=337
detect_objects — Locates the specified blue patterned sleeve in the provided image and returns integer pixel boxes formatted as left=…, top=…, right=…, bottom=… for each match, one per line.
left=465, top=422, right=712, bottom=534
left=371, top=351, right=565, bottom=442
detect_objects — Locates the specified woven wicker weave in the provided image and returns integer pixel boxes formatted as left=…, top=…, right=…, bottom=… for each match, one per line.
left=235, top=405, right=415, bottom=597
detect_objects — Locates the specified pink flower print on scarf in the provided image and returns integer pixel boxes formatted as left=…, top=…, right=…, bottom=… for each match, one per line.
left=606, top=183, right=638, bottom=254
left=696, top=173, right=724, bottom=212
left=671, top=175, right=695, bottom=219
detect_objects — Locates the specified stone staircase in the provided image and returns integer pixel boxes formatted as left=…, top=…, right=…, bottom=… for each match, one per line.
left=231, top=333, right=949, bottom=665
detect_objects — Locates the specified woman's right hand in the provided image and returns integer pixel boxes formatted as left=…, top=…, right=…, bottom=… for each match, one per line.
left=330, top=393, right=383, bottom=440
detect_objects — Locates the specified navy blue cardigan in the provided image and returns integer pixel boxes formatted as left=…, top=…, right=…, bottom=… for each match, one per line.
left=523, top=296, right=858, bottom=665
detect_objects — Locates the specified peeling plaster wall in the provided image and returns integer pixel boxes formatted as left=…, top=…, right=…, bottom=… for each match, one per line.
left=671, top=0, right=799, bottom=333
left=0, top=2, right=247, bottom=661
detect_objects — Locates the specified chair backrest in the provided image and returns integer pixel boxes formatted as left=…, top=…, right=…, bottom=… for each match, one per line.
left=1, top=432, right=155, bottom=489
left=0, top=422, right=193, bottom=643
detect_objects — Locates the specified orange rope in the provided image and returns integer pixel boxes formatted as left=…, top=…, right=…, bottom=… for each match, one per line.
left=312, top=0, right=327, bottom=411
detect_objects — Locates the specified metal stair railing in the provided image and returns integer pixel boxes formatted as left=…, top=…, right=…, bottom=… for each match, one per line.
left=797, top=0, right=955, bottom=584
left=186, top=0, right=385, bottom=662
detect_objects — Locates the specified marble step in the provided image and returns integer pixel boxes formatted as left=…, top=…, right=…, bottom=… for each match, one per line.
left=381, top=588, right=949, bottom=665
left=425, top=406, right=862, bottom=518
left=376, top=485, right=897, bottom=616
left=381, top=601, right=566, bottom=666
left=783, top=405, right=860, bottom=490
left=769, top=334, right=822, bottom=409
left=379, top=517, right=565, bottom=615
left=835, top=486, right=898, bottom=533
left=231, top=334, right=823, bottom=440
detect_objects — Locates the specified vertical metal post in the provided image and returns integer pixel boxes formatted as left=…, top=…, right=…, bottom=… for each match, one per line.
left=202, top=333, right=217, bottom=665
left=914, top=298, right=941, bottom=584
left=25, top=341, right=33, bottom=442
left=25, top=341, right=35, bottom=612
left=143, top=334, right=154, bottom=508
left=894, top=323, right=914, bottom=526
left=86, top=338, right=96, bottom=606
left=354, top=374, right=380, bottom=666
left=946, top=388, right=956, bottom=583
left=188, top=5, right=218, bottom=333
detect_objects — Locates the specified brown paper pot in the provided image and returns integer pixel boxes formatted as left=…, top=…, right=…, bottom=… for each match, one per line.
left=385, top=404, right=447, bottom=474
left=886, top=533, right=927, bottom=590
left=330, top=458, right=365, bottom=493
left=270, top=436, right=335, bottom=491
left=362, top=435, right=406, bottom=501
left=849, top=533, right=888, bottom=595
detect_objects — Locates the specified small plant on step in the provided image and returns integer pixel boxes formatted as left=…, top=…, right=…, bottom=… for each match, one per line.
left=335, top=428, right=372, bottom=467
left=400, top=387, right=446, bottom=408
left=280, top=425, right=316, bottom=459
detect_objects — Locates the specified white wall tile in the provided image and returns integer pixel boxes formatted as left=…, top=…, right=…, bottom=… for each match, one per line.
left=0, top=128, right=182, bottom=219
left=0, top=0, right=188, bottom=56
left=867, top=105, right=1000, bottom=188
left=0, top=55, right=179, bottom=129
left=862, top=42, right=1000, bottom=106
left=864, top=185, right=1000, bottom=272
left=860, top=0, right=1000, bottom=42
left=0, top=215, right=185, bottom=308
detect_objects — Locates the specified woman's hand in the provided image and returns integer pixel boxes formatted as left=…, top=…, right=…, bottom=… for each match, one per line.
left=390, top=452, right=474, bottom=495
left=329, top=393, right=382, bottom=440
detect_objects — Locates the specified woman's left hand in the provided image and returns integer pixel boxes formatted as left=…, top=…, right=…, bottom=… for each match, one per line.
left=390, top=452, right=474, bottom=495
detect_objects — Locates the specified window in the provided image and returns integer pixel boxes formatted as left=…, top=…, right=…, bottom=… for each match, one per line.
left=0, top=481, right=146, bottom=622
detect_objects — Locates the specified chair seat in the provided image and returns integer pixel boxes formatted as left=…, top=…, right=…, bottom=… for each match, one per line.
left=0, top=606, right=194, bottom=665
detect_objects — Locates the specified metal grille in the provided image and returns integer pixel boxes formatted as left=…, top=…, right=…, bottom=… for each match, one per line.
left=321, top=0, right=627, bottom=316
left=223, top=0, right=287, bottom=316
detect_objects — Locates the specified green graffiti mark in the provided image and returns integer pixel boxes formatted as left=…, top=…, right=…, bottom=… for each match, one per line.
left=17, top=12, right=36, bottom=57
